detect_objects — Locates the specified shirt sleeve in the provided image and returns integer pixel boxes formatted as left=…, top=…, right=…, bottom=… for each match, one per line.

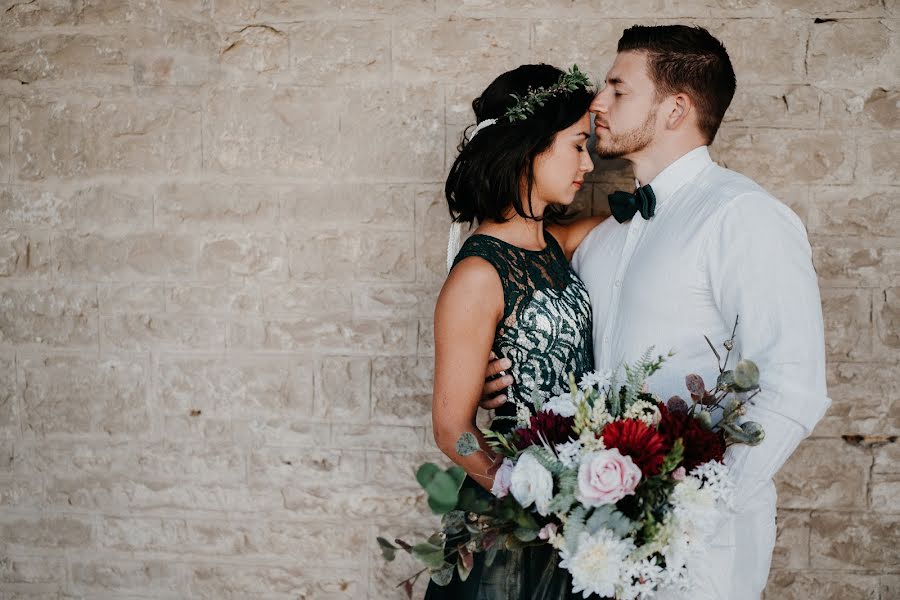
left=704, top=191, right=831, bottom=506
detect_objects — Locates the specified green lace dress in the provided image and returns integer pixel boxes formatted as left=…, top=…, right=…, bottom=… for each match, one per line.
left=426, top=231, right=594, bottom=600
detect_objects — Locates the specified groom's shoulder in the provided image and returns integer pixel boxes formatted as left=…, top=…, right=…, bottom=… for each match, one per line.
left=703, top=164, right=806, bottom=236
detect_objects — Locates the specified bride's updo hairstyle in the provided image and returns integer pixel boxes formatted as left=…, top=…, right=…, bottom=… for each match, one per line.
left=446, top=63, right=594, bottom=226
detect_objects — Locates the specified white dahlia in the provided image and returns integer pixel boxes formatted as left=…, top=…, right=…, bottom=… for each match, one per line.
left=559, top=529, right=635, bottom=598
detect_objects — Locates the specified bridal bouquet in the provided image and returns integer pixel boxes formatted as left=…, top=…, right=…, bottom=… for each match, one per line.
left=378, top=326, right=765, bottom=599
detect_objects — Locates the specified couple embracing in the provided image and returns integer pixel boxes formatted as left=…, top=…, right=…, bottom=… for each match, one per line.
left=427, top=24, right=829, bottom=600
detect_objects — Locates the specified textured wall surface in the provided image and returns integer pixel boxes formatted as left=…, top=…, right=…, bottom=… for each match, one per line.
left=0, top=1, right=897, bottom=599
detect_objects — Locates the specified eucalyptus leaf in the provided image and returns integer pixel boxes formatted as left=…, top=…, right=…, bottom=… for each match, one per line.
left=734, top=359, right=760, bottom=390
left=455, top=432, right=480, bottom=457
left=376, top=536, right=396, bottom=561
left=430, top=563, right=455, bottom=586
left=514, top=527, right=539, bottom=542
left=441, top=510, right=466, bottom=535
left=740, top=421, right=766, bottom=445
left=685, top=374, right=706, bottom=400
left=412, top=542, right=446, bottom=569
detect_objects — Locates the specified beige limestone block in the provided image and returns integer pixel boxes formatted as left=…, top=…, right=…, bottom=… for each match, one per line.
left=219, top=24, right=290, bottom=80
left=413, top=183, right=452, bottom=233
left=249, top=448, right=365, bottom=487
left=871, top=471, right=900, bottom=513
left=764, top=570, right=880, bottom=600
left=857, top=131, right=900, bottom=184
left=0, top=100, right=7, bottom=182
left=352, top=284, right=440, bottom=319
left=0, top=0, right=80, bottom=27
left=137, top=441, right=245, bottom=485
left=19, top=354, right=150, bottom=438
left=203, top=86, right=338, bottom=177
left=372, top=357, right=433, bottom=425
left=154, top=181, right=279, bottom=230
left=99, top=515, right=187, bottom=552
left=197, top=232, right=289, bottom=281
left=771, top=510, right=810, bottom=570
left=0, top=554, right=66, bottom=585
left=394, top=18, right=531, bottom=83
left=99, top=284, right=166, bottom=314
left=53, top=233, right=199, bottom=281
left=365, top=449, right=447, bottom=487
left=157, top=356, right=313, bottom=418
left=875, top=287, right=900, bottom=358
left=14, top=440, right=142, bottom=478
left=233, top=418, right=331, bottom=448
left=79, top=0, right=212, bottom=27
left=281, top=481, right=427, bottom=519
left=227, top=317, right=417, bottom=353
left=809, top=187, right=899, bottom=238
left=725, top=85, right=820, bottom=129
left=440, top=0, right=664, bottom=17
left=0, top=230, right=52, bottom=278
left=807, top=19, right=899, bottom=85
left=0, top=514, right=94, bottom=549
left=0, top=474, right=42, bottom=509
left=315, top=356, right=370, bottom=421
left=417, top=318, right=434, bottom=356
left=0, top=33, right=132, bottom=86
left=711, top=18, right=808, bottom=83
left=874, top=442, right=900, bottom=474
left=809, top=511, right=900, bottom=569
left=70, top=560, right=184, bottom=596
left=531, top=19, right=625, bottom=82
left=0, top=183, right=153, bottom=231
left=819, top=87, right=900, bottom=130
left=213, top=0, right=434, bottom=22
left=712, top=129, right=855, bottom=185
left=11, top=93, right=201, bottom=180
left=775, top=438, right=871, bottom=509
left=340, top=85, right=444, bottom=179
left=332, top=423, right=424, bottom=451
left=261, top=282, right=352, bottom=316
left=290, top=230, right=415, bottom=282
left=820, top=288, right=873, bottom=361
left=812, top=238, right=900, bottom=288
left=282, top=182, right=418, bottom=231
left=164, top=414, right=235, bottom=444
left=0, top=284, right=98, bottom=348
left=415, top=226, right=450, bottom=283
left=101, top=314, right=225, bottom=351
left=46, top=476, right=283, bottom=514
left=166, top=283, right=263, bottom=314
left=817, top=361, right=899, bottom=437
left=0, top=355, right=14, bottom=436
left=287, top=21, right=390, bottom=85
left=188, top=564, right=360, bottom=599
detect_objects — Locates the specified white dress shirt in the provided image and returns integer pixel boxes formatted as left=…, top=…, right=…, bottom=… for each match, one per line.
left=572, top=145, right=830, bottom=599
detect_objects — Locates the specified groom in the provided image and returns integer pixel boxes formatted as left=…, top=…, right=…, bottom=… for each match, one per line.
left=481, top=25, right=829, bottom=600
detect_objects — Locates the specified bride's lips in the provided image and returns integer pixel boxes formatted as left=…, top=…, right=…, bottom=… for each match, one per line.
left=573, top=181, right=583, bottom=188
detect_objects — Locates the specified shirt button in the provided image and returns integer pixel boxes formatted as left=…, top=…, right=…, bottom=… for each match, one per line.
left=614, top=280, right=621, bottom=287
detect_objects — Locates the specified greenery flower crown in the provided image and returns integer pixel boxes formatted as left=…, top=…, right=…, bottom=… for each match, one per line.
left=503, top=64, right=593, bottom=122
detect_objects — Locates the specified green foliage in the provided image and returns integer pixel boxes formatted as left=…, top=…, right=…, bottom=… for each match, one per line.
left=548, top=470, right=578, bottom=514
left=480, top=428, right=519, bottom=458
left=563, top=505, right=588, bottom=554
left=586, top=504, right=636, bottom=538
left=660, top=438, right=685, bottom=475
left=412, top=542, right=445, bottom=569
left=416, top=463, right=466, bottom=514
left=376, top=536, right=397, bottom=561
left=504, top=65, right=593, bottom=122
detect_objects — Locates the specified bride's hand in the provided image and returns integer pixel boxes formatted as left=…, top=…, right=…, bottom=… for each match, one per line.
left=479, top=352, right=513, bottom=410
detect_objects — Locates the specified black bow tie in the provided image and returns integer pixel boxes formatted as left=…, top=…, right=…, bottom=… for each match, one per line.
left=608, top=184, right=656, bottom=223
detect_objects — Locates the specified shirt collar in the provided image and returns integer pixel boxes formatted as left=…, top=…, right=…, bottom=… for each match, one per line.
left=635, top=145, right=713, bottom=209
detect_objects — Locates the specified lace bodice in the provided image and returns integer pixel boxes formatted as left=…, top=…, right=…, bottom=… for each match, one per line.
left=451, top=231, right=594, bottom=431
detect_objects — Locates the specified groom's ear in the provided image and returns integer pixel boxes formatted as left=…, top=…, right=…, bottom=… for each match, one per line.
left=665, top=92, right=694, bottom=131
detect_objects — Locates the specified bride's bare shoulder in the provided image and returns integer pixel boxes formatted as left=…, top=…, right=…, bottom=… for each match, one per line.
left=547, top=215, right=609, bottom=261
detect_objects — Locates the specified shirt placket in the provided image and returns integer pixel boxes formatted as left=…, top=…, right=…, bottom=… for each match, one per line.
left=600, top=217, right=646, bottom=370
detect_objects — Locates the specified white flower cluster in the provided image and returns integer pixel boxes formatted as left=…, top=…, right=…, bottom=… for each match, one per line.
left=578, top=369, right=612, bottom=391
left=622, top=398, right=661, bottom=427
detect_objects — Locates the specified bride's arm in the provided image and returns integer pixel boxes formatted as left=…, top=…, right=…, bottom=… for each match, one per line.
left=547, top=215, right=607, bottom=261
left=432, top=256, right=505, bottom=491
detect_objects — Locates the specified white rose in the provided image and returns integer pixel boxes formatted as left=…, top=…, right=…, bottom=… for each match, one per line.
left=509, top=452, right=554, bottom=516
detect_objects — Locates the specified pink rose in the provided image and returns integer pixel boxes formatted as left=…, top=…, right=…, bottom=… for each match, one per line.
left=672, top=466, right=686, bottom=481
left=576, top=448, right=642, bottom=507
left=491, top=458, right=514, bottom=498
left=538, top=523, right=558, bottom=540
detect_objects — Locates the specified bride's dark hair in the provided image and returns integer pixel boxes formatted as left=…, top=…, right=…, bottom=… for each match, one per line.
left=445, top=63, right=594, bottom=226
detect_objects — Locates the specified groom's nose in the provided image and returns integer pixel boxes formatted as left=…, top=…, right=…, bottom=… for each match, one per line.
left=590, top=93, right=607, bottom=114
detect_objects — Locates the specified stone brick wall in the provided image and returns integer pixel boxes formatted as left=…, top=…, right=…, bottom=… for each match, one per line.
left=0, top=1, right=896, bottom=599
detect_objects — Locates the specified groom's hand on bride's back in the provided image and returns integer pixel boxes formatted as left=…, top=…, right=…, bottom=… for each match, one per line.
left=479, top=352, right=513, bottom=410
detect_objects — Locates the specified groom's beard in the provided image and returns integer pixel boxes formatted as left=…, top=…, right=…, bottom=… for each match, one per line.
left=595, top=108, right=657, bottom=160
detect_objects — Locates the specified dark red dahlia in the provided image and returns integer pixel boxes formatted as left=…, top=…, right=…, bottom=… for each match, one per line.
left=657, top=402, right=726, bottom=471
left=600, top=418, right=669, bottom=477
left=513, top=411, right=575, bottom=449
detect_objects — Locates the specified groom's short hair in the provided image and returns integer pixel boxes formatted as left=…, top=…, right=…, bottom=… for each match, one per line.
left=618, top=25, right=736, bottom=143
